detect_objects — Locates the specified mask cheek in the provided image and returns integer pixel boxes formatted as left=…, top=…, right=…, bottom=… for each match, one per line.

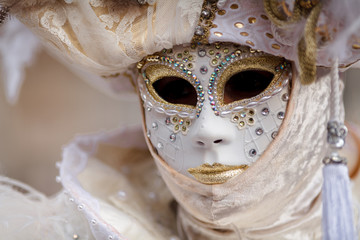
left=144, top=109, right=187, bottom=172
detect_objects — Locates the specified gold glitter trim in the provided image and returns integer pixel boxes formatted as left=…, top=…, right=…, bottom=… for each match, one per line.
left=144, top=64, right=196, bottom=109
left=216, top=55, right=285, bottom=108
left=191, top=0, right=220, bottom=45
left=188, top=163, right=249, bottom=184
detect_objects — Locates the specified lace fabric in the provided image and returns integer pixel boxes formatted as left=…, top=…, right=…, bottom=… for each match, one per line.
left=8, top=0, right=202, bottom=98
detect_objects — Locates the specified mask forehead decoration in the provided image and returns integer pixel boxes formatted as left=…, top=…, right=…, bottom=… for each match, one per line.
left=137, top=42, right=292, bottom=184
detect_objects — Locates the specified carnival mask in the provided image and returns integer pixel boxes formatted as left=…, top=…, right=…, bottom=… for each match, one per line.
left=137, top=43, right=292, bottom=184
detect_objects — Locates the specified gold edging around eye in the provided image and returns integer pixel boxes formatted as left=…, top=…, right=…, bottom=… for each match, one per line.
left=144, top=64, right=196, bottom=110
left=216, top=56, right=287, bottom=108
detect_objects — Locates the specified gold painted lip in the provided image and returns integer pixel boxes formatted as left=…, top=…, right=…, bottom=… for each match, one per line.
left=188, top=163, right=249, bottom=185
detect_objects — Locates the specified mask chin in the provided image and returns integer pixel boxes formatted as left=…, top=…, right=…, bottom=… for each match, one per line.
left=137, top=43, right=292, bottom=185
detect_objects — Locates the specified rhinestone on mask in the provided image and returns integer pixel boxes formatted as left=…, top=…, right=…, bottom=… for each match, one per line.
left=200, top=66, right=208, bottom=74
left=261, top=108, right=270, bottom=116
left=198, top=49, right=206, bottom=57
left=249, top=149, right=257, bottom=157
left=195, top=26, right=205, bottom=36
left=152, top=122, right=158, bottom=130
left=165, top=117, right=171, bottom=125
left=231, top=108, right=256, bottom=129
left=142, top=54, right=205, bottom=118
left=170, top=133, right=176, bottom=142
left=201, top=9, right=211, bottom=19
left=277, top=111, right=285, bottom=120
left=157, top=142, right=164, bottom=149
left=271, top=131, right=278, bottom=139
left=282, top=93, right=289, bottom=101
left=206, top=44, right=291, bottom=116
left=255, top=128, right=264, bottom=135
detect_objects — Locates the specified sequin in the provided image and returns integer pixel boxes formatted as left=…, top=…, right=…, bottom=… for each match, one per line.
left=272, top=44, right=281, bottom=50
left=248, top=17, right=257, bottom=23
left=170, top=133, right=176, bottom=142
left=152, top=122, right=158, bottom=130
left=246, top=40, right=255, bottom=46
left=266, top=33, right=274, bottom=39
left=234, top=22, right=244, bottom=28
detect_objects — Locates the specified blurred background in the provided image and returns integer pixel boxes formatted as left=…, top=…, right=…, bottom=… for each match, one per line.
left=0, top=20, right=359, bottom=196
left=0, top=50, right=141, bottom=195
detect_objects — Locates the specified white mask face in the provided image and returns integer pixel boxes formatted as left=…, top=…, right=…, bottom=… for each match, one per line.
left=137, top=43, right=292, bottom=184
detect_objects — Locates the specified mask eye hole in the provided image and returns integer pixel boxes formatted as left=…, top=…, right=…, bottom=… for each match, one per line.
left=223, top=70, right=274, bottom=104
left=152, top=77, right=198, bottom=107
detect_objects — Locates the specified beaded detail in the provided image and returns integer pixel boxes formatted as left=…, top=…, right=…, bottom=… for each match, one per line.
left=138, top=49, right=205, bottom=119
left=191, top=0, right=220, bottom=45
left=230, top=108, right=256, bottom=130
left=170, top=116, right=191, bottom=135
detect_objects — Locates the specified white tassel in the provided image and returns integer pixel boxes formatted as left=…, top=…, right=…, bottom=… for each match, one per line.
left=322, top=58, right=356, bottom=240
left=322, top=163, right=356, bottom=240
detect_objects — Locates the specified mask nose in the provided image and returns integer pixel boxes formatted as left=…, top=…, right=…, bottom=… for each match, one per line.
left=192, top=107, right=235, bottom=148
left=195, top=135, right=226, bottom=147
